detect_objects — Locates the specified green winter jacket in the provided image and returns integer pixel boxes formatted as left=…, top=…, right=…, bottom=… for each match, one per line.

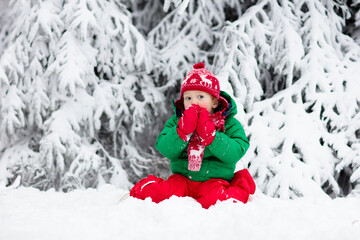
left=155, top=91, right=250, bottom=182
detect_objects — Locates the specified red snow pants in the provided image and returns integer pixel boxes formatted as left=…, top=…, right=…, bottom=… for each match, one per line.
left=130, top=169, right=256, bottom=209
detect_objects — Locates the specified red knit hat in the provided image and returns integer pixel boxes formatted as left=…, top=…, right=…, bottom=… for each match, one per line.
left=180, top=62, right=220, bottom=99
left=175, top=62, right=228, bottom=112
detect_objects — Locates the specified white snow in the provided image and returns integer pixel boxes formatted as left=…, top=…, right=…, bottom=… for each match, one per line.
left=1, top=185, right=359, bottom=240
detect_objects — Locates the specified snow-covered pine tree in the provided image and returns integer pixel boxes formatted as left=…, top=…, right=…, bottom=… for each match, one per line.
left=147, top=0, right=245, bottom=107
left=0, top=0, right=164, bottom=190
left=213, top=0, right=360, bottom=198
left=345, top=0, right=360, bottom=44
left=123, top=0, right=166, bottom=36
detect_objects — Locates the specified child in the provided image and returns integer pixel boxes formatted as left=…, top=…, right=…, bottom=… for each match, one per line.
left=130, top=62, right=255, bottom=209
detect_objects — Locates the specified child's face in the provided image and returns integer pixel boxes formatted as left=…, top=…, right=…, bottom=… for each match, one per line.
left=183, top=91, right=219, bottom=114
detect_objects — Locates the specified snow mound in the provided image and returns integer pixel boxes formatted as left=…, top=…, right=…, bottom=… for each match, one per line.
left=1, top=185, right=359, bottom=240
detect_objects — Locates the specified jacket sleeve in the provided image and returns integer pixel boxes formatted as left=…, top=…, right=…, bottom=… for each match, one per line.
left=207, top=118, right=249, bottom=164
left=155, top=115, right=189, bottom=160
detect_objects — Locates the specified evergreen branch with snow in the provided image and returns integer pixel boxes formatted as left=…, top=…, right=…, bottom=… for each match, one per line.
left=0, top=0, right=165, bottom=190
left=214, top=0, right=360, bottom=198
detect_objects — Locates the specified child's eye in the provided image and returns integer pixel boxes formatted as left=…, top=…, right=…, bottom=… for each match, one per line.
left=198, top=95, right=204, bottom=99
left=185, top=97, right=191, bottom=101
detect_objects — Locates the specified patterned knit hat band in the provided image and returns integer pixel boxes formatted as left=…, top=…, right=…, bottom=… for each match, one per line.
left=180, top=62, right=220, bottom=99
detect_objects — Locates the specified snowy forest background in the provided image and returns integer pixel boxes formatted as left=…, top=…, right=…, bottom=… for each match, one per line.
left=0, top=0, right=359, bottom=200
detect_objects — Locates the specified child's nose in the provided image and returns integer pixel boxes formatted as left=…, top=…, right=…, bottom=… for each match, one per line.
left=191, top=99, right=199, bottom=105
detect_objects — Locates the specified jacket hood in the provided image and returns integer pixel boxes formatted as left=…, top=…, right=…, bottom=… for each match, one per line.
left=173, top=91, right=237, bottom=118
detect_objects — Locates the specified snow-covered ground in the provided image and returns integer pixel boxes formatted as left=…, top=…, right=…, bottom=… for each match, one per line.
left=1, top=185, right=359, bottom=240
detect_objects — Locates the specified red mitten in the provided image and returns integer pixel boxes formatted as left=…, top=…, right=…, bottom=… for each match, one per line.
left=196, top=108, right=216, bottom=146
left=177, top=105, right=200, bottom=141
